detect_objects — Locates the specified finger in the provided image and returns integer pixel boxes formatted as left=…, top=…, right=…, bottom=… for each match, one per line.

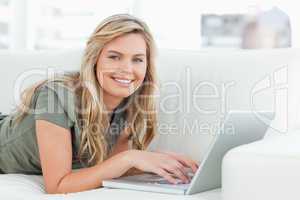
left=171, top=154, right=199, bottom=173
left=168, top=156, right=197, bottom=173
left=182, top=159, right=199, bottom=173
left=155, top=168, right=179, bottom=184
left=173, top=161, right=192, bottom=182
left=163, top=163, right=189, bottom=183
left=157, top=151, right=199, bottom=173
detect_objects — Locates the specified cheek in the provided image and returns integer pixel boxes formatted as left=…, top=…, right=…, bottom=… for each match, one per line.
left=95, top=59, right=114, bottom=88
left=96, top=67, right=110, bottom=90
left=135, top=64, right=147, bottom=83
left=96, top=68, right=104, bottom=85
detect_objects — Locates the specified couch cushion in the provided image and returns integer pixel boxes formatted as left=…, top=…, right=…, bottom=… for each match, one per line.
left=0, top=173, right=221, bottom=199
left=1, top=49, right=300, bottom=161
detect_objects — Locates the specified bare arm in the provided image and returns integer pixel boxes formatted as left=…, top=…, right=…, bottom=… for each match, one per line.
left=55, top=150, right=132, bottom=194
left=108, top=132, right=144, bottom=177
left=36, top=120, right=198, bottom=194
left=36, top=120, right=133, bottom=194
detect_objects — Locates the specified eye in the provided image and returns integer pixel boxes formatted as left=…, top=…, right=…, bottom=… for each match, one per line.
left=133, top=58, right=144, bottom=63
left=108, top=55, right=120, bottom=60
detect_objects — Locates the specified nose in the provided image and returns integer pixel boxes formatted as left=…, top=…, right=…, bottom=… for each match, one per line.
left=120, top=58, right=134, bottom=73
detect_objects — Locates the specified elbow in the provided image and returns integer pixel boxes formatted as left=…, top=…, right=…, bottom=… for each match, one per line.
left=44, top=181, right=67, bottom=194
left=45, top=187, right=68, bottom=195
left=45, top=185, right=61, bottom=194
left=44, top=173, right=71, bottom=194
left=45, top=188, right=59, bottom=195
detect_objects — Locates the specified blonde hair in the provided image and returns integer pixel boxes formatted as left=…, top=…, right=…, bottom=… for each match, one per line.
left=14, top=14, right=158, bottom=167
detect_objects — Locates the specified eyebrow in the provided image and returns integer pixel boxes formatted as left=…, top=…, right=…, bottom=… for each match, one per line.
left=107, top=50, right=146, bottom=57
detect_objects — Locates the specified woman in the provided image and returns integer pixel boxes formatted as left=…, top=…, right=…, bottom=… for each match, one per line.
left=0, top=14, right=198, bottom=194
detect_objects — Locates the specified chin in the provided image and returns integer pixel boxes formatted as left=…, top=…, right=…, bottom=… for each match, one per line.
left=110, top=90, right=134, bottom=98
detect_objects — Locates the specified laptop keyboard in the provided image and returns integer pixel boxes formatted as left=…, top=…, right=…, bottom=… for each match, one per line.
left=121, top=168, right=195, bottom=185
left=154, top=172, right=195, bottom=184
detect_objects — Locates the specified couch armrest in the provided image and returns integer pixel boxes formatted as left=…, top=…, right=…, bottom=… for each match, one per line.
left=222, top=133, right=300, bottom=200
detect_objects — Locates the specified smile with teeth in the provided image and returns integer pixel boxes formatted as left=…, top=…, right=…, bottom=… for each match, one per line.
left=112, top=77, right=133, bottom=85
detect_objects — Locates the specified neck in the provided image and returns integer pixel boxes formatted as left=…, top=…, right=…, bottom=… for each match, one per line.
left=102, top=91, right=123, bottom=113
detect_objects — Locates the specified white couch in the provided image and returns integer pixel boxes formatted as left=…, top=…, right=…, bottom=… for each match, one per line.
left=0, top=48, right=300, bottom=199
left=222, top=132, right=300, bottom=200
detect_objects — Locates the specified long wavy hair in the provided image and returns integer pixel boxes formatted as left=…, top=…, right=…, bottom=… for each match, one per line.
left=13, top=14, right=158, bottom=167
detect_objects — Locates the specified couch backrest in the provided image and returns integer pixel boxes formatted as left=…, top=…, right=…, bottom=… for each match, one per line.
left=1, top=48, right=300, bottom=161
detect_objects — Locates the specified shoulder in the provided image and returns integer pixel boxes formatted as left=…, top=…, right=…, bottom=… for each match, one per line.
left=34, top=81, right=78, bottom=122
left=38, top=81, right=74, bottom=96
left=37, top=81, right=76, bottom=103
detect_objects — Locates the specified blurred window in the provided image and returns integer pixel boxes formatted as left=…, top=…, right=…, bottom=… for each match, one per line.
left=0, top=0, right=298, bottom=50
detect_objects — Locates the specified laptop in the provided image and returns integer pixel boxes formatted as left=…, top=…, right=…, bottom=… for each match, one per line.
left=102, top=111, right=274, bottom=195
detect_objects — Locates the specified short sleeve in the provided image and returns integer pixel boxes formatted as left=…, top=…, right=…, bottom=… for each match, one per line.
left=34, top=85, right=74, bottom=129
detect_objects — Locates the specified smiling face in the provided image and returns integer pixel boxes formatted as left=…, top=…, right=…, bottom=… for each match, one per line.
left=95, top=33, right=148, bottom=110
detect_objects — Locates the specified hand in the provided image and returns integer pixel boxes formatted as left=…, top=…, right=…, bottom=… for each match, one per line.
left=121, top=167, right=144, bottom=177
left=155, top=150, right=199, bottom=173
left=126, top=150, right=199, bottom=184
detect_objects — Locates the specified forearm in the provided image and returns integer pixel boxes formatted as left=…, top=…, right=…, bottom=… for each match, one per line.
left=121, top=167, right=144, bottom=177
left=55, top=150, right=133, bottom=194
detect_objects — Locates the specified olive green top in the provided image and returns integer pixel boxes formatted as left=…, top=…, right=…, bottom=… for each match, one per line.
left=0, top=81, right=127, bottom=175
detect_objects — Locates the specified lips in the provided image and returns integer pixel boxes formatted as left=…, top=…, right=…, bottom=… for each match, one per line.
left=114, top=78, right=132, bottom=84
left=111, top=76, right=134, bottom=86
